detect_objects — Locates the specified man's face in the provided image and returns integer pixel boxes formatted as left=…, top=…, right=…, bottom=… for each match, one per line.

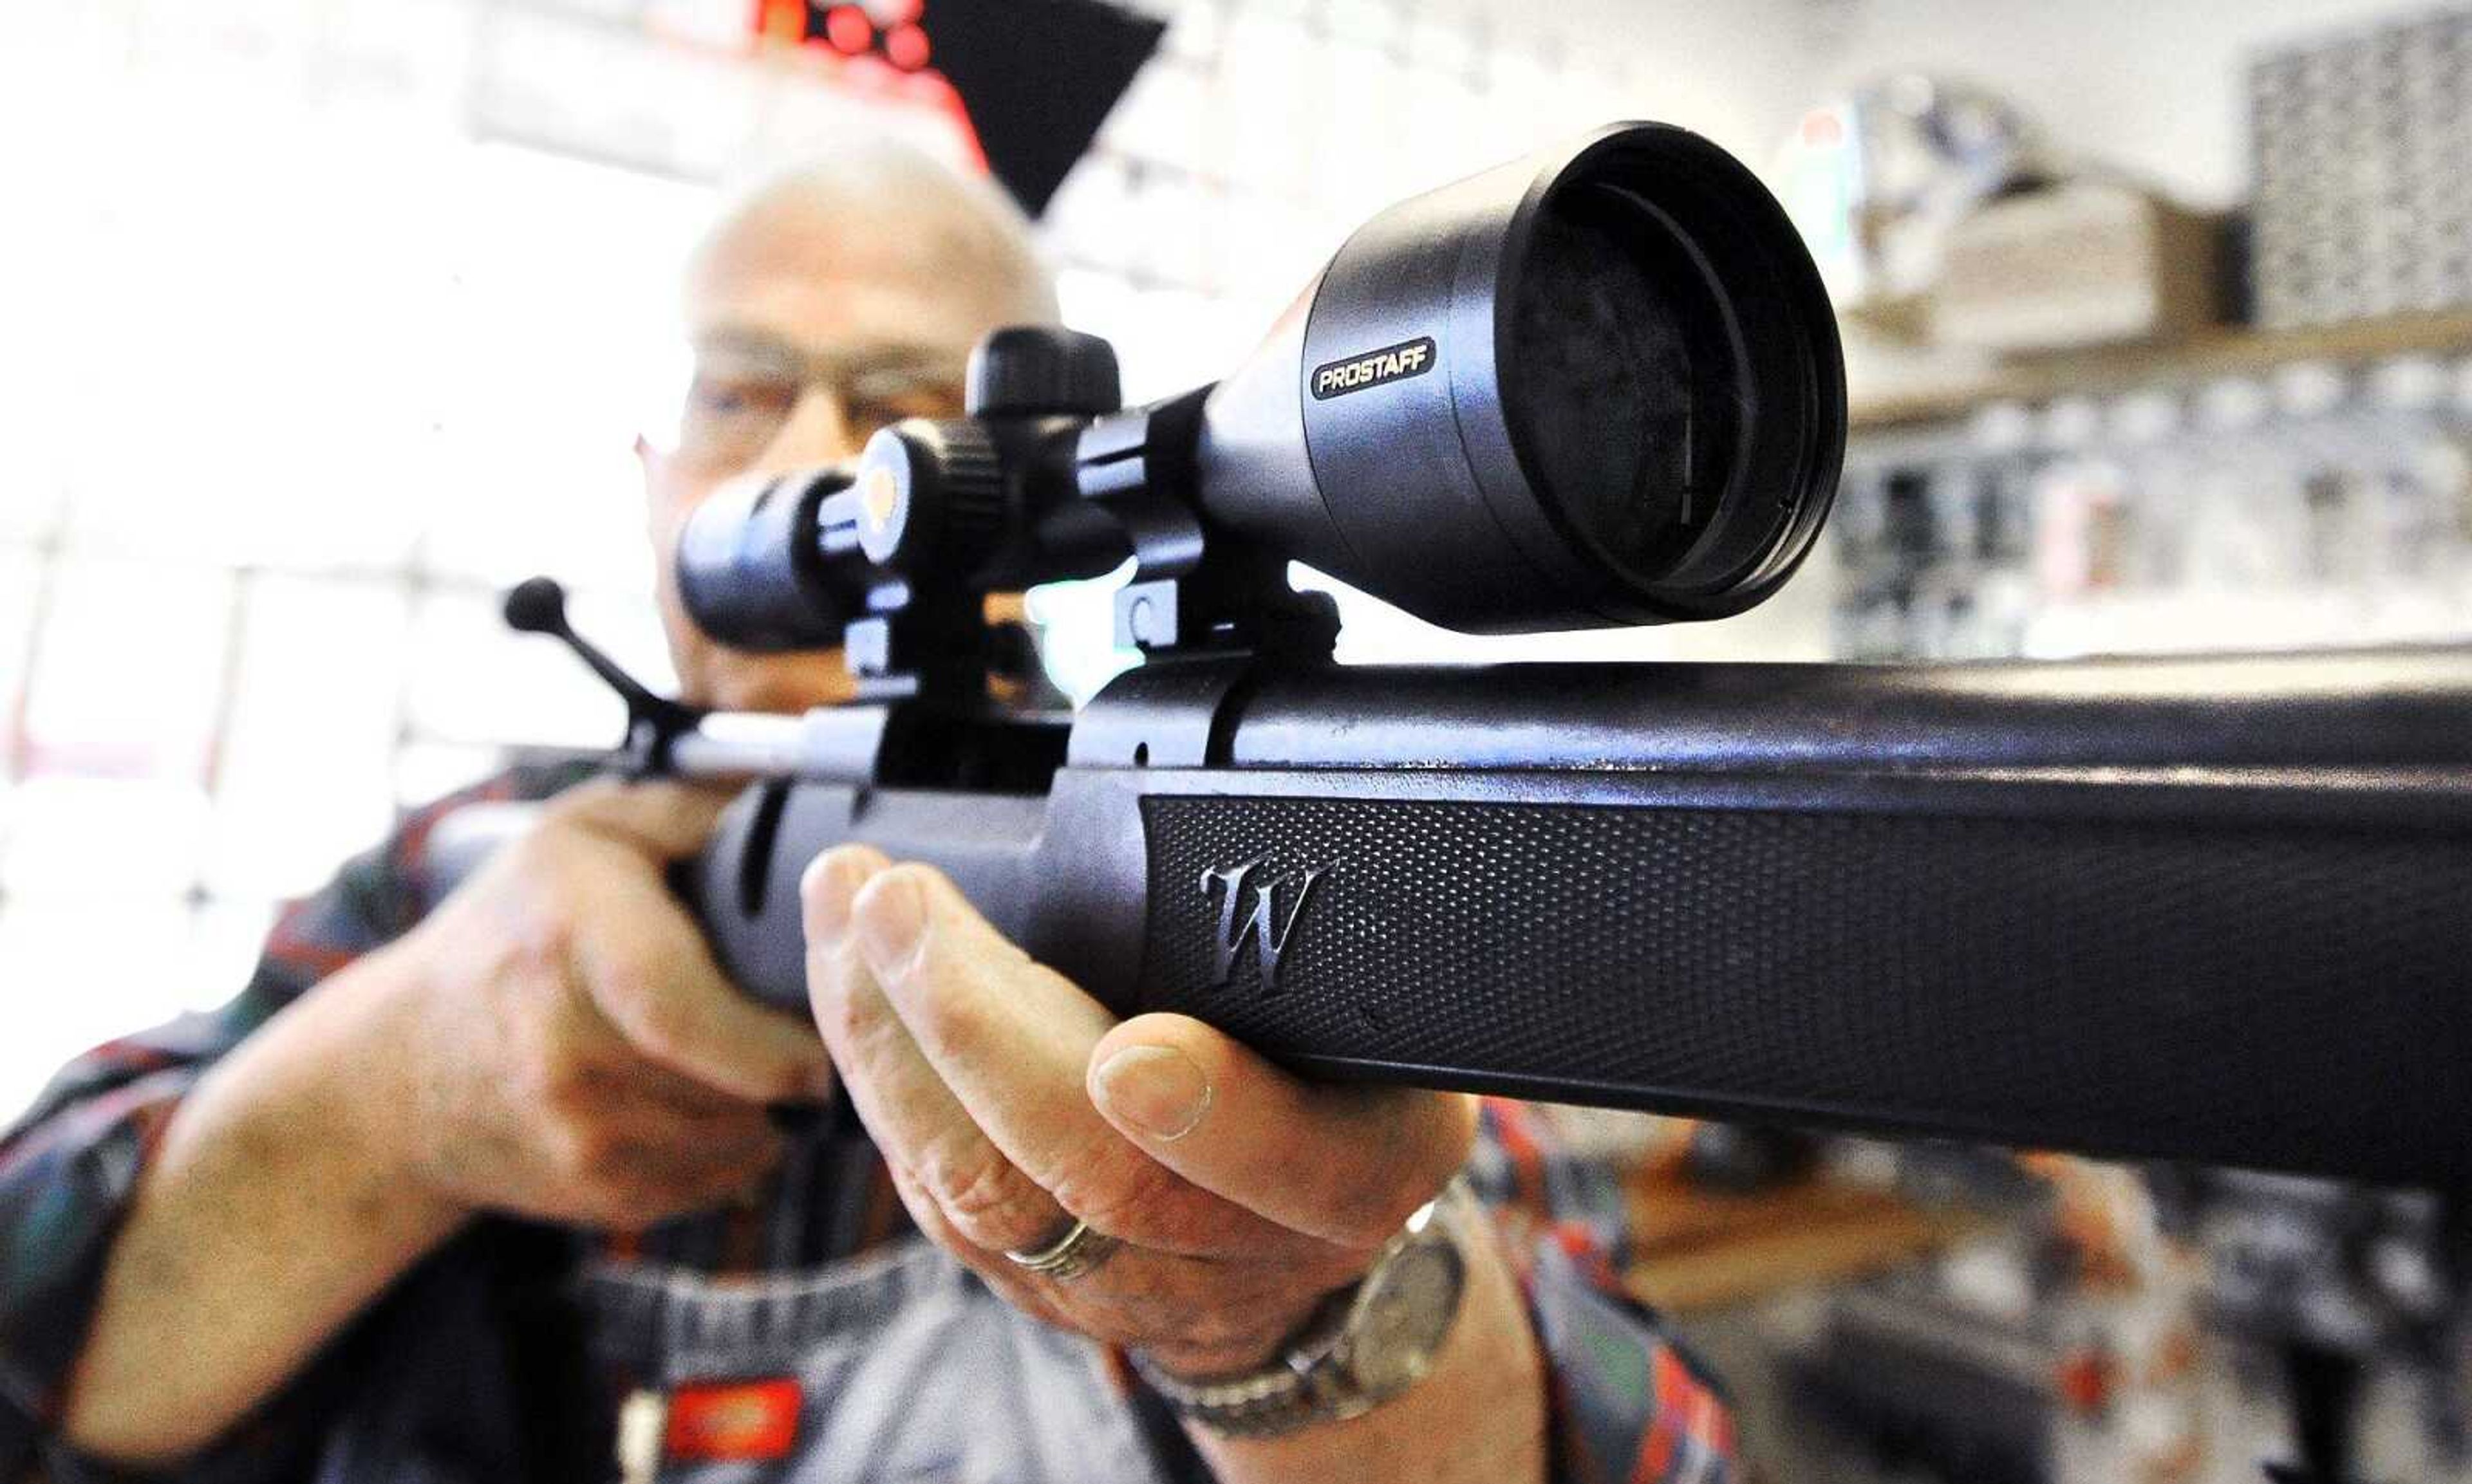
left=642, top=199, right=1016, bottom=712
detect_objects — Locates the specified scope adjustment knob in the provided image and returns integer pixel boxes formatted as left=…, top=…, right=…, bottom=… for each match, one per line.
left=852, top=418, right=1004, bottom=573
left=966, top=326, right=1123, bottom=418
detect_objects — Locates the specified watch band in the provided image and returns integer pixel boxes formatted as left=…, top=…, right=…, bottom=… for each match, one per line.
left=1130, top=1175, right=1475, bottom=1437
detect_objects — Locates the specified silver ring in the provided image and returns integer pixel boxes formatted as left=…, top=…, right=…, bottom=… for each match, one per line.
left=1003, top=1217, right=1121, bottom=1280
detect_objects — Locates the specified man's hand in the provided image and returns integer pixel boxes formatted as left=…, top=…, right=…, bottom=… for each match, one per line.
left=799, top=844, right=1480, bottom=1378
left=387, top=780, right=835, bottom=1228
left=800, top=847, right=1548, bottom=1482
left=63, top=781, right=836, bottom=1465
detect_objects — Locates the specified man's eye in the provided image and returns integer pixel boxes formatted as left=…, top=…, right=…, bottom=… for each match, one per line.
left=847, top=389, right=967, bottom=432
left=689, top=375, right=794, bottom=419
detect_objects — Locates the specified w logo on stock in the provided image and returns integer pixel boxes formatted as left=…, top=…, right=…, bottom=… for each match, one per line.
left=1199, top=861, right=1326, bottom=995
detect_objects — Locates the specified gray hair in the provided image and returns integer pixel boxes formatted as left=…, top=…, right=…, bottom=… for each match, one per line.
left=695, top=135, right=1060, bottom=326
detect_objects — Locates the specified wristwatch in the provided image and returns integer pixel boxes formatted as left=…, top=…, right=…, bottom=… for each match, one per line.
left=1130, top=1175, right=1475, bottom=1437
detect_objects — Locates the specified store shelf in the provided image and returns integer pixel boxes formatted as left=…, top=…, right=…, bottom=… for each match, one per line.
left=1849, top=308, right=2472, bottom=432
left=1622, top=1171, right=1988, bottom=1315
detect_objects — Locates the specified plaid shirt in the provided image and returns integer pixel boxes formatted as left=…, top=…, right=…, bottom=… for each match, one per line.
left=0, top=762, right=1734, bottom=1483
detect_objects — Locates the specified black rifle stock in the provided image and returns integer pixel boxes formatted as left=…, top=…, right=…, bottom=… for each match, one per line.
left=686, top=648, right=2472, bottom=1190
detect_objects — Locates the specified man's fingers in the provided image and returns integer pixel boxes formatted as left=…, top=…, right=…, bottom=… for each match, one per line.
left=612, top=1107, right=782, bottom=1186
left=589, top=1113, right=784, bottom=1222
left=1088, top=1013, right=1479, bottom=1250
left=546, top=1027, right=747, bottom=1122
left=800, top=848, right=1071, bottom=1256
left=551, top=779, right=735, bottom=860
left=821, top=855, right=1309, bottom=1258
left=576, top=853, right=834, bottom=1104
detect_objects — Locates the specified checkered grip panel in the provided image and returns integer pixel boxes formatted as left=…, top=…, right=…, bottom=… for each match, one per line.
left=1139, top=793, right=2472, bottom=1183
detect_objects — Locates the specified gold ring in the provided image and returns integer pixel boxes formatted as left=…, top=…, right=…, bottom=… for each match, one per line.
left=1003, top=1217, right=1121, bottom=1281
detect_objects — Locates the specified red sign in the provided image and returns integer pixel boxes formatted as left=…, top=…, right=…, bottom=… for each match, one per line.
left=666, top=1377, right=803, bottom=1462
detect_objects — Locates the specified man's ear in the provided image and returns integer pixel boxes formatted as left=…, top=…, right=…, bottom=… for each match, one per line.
left=637, top=435, right=677, bottom=537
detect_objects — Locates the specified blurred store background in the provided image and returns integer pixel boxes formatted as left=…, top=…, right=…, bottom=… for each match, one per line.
left=5, top=0, right=2471, bottom=1479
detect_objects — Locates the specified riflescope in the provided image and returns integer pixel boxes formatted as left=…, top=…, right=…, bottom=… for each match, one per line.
left=677, top=121, right=1844, bottom=653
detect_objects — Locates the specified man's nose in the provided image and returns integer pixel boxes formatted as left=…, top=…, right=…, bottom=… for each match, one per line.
left=754, top=382, right=859, bottom=474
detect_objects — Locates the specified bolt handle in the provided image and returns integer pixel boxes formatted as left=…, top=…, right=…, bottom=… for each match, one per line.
left=502, top=576, right=704, bottom=773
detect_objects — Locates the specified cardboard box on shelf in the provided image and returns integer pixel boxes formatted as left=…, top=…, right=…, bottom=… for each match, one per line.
left=1929, top=181, right=2223, bottom=358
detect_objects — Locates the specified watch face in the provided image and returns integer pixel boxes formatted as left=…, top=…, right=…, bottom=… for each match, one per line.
left=1345, top=1239, right=1466, bottom=1396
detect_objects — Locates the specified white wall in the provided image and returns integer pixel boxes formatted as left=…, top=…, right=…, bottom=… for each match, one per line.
left=1559, top=0, right=1824, bottom=169
left=1809, top=0, right=2439, bottom=207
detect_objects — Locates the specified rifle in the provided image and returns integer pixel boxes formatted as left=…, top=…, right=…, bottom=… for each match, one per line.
left=473, top=121, right=2472, bottom=1197
left=441, top=122, right=2472, bottom=1481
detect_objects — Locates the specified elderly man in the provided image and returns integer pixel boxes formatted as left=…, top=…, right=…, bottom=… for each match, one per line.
left=0, top=142, right=1734, bottom=1483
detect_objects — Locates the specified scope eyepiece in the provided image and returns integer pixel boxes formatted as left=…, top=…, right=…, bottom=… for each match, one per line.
left=1197, top=121, right=1845, bottom=633
left=674, top=467, right=862, bottom=653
